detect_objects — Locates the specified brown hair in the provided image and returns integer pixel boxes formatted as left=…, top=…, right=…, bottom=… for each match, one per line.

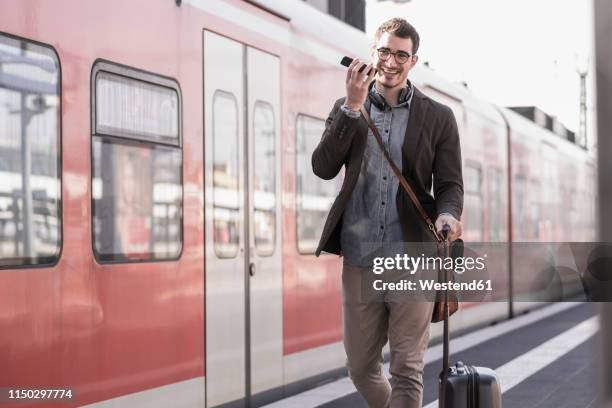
left=375, top=18, right=420, bottom=54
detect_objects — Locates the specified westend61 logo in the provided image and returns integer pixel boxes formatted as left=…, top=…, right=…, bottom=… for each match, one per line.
left=371, top=253, right=487, bottom=275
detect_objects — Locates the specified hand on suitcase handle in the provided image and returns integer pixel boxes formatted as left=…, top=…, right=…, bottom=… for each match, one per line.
left=441, top=224, right=451, bottom=241
left=435, top=213, right=462, bottom=242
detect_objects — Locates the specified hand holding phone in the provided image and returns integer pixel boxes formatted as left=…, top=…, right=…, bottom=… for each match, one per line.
left=341, top=56, right=377, bottom=111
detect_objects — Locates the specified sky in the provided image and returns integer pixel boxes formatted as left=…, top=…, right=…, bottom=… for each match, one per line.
left=365, top=0, right=595, bottom=146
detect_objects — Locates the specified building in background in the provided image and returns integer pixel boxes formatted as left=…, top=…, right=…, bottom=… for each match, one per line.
left=303, top=0, right=366, bottom=31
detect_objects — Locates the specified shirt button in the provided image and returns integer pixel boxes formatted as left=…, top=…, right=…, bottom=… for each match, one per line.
left=383, top=176, right=387, bottom=180
left=380, top=226, right=384, bottom=230
left=381, top=201, right=385, bottom=205
left=385, top=129, right=389, bottom=133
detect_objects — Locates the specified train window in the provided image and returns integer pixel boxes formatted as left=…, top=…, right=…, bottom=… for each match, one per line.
left=513, top=175, right=527, bottom=240
left=253, top=102, right=276, bottom=256
left=586, top=165, right=596, bottom=235
left=464, top=163, right=483, bottom=241
left=95, top=71, right=179, bottom=145
left=487, top=167, right=502, bottom=241
left=212, top=91, right=239, bottom=258
left=0, top=34, right=61, bottom=268
left=296, top=115, right=341, bottom=254
left=564, top=163, right=578, bottom=236
left=92, top=62, right=182, bottom=262
left=540, top=142, right=557, bottom=229
left=530, top=180, right=540, bottom=240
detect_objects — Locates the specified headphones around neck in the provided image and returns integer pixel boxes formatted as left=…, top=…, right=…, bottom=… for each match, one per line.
left=368, top=80, right=412, bottom=111
left=368, top=88, right=388, bottom=111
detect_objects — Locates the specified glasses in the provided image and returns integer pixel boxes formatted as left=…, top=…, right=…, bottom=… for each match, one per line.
left=377, top=47, right=413, bottom=64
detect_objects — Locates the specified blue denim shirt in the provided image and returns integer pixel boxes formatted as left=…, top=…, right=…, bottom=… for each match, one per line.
left=340, top=84, right=414, bottom=267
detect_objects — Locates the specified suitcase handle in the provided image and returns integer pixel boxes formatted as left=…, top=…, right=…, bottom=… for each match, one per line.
left=440, top=224, right=451, bottom=408
left=441, top=224, right=451, bottom=240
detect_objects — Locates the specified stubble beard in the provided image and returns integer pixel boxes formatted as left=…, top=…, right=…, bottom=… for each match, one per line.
left=375, top=71, right=407, bottom=97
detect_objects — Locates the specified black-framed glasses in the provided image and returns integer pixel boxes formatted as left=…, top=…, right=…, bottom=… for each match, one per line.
left=377, top=47, right=413, bottom=64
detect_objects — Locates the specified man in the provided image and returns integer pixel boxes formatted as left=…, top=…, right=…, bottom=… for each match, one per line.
left=312, top=18, right=464, bottom=408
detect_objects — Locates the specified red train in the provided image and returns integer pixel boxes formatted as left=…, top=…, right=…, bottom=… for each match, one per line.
left=0, top=0, right=597, bottom=406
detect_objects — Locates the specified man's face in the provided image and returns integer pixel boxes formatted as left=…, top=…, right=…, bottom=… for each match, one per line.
left=370, top=32, right=418, bottom=90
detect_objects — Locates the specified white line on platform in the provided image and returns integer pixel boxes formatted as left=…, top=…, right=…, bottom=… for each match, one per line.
left=424, top=302, right=580, bottom=365
left=262, top=302, right=584, bottom=408
left=423, top=315, right=599, bottom=408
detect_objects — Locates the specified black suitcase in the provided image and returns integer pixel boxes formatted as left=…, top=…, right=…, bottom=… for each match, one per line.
left=441, top=362, right=502, bottom=408
left=438, top=226, right=503, bottom=408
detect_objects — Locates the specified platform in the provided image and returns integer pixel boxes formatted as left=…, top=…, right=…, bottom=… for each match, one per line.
left=263, top=302, right=599, bottom=408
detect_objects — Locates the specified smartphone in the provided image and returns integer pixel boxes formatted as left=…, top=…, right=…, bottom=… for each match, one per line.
left=341, top=56, right=376, bottom=75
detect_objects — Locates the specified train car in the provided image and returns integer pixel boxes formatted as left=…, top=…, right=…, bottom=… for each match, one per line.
left=0, top=0, right=596, bottom=407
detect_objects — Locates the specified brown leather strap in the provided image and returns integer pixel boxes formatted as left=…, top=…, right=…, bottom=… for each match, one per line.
left=359, top=105, right=443, bottom=243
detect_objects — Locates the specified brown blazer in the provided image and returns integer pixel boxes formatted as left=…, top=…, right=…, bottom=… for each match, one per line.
left=311, top=86, right=464, bottom=256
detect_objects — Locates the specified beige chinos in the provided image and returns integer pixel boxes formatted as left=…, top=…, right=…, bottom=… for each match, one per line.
left=342, top=264, right=435, bottom=408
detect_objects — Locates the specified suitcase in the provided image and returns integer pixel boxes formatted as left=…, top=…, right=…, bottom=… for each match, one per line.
left=441, top=362, right=502, bottom=408
left=438, top=226, right=503, bottom=408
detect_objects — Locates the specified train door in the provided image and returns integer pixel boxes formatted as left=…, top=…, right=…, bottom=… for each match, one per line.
left=203, top=31, right=283, bottom=407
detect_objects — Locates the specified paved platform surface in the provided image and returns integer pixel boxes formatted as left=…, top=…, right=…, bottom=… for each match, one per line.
left=264, top=302, right=599, bottom=408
